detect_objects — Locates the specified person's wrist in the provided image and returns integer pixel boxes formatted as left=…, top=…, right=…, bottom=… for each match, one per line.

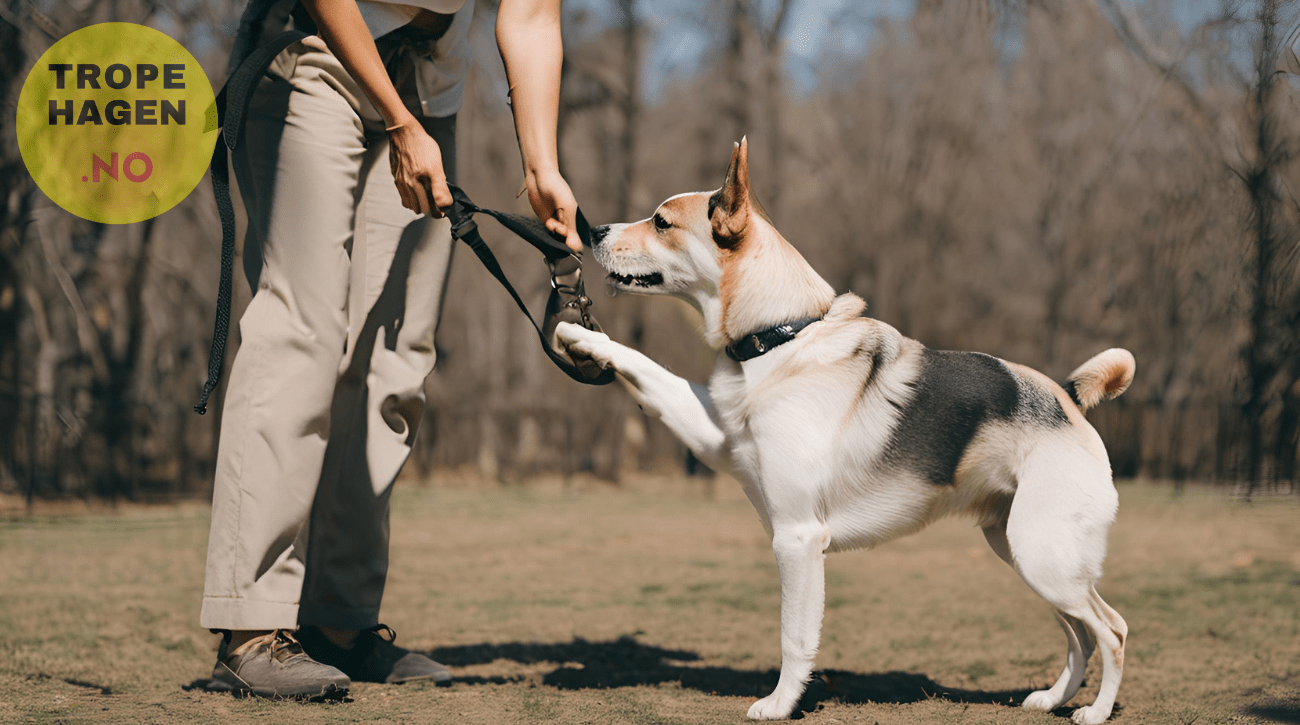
left=385, top=111, right=420, bottom=134
left=525, top=165, right=563, bottom=195
left=524, top=157, right=562, bottom=180
left=387, top=118, right=429, bottom=156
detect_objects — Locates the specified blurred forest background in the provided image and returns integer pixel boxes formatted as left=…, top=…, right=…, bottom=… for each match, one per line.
left=2, top=0, right=1299, bottom=503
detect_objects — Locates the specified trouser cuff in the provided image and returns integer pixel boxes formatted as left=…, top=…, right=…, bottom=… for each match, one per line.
left=297, top=602, right=381, bottom=631
left=200, top=596, right=300, bottom=631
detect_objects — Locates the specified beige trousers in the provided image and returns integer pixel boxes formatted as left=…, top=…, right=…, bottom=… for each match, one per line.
left=201, top=36, right=455, bottom=631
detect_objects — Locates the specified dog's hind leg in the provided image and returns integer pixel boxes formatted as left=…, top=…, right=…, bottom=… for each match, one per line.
left=1021, top=611, right=1094, bottom=712
left=1005, top=442, right=1125, bottom=725
left=1065, top=589, right=1125, bottom=725
left=748, top=519, right=831, bottom=721
left=983, top=524, right=1095, bottom=711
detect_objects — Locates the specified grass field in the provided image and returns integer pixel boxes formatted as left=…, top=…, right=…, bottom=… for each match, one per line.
left=1, top=476, right=1297, bottom=724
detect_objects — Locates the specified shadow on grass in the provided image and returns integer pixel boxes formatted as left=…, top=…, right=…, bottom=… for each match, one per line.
left=1245, top=702, right=1300, bottom=724
left=427, top=635, right=1057, bottom=718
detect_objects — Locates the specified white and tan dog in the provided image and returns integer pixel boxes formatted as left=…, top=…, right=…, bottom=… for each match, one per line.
left=557, top=139, right=1134, bottom=723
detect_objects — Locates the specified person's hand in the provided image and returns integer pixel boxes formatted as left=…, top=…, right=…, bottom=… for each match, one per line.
left=387, top=121, right=453, bottom=216
left=526, top=168, right=583, bottom=253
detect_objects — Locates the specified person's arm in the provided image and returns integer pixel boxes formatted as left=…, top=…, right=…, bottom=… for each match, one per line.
left=300, top=0, right=453, bottom=215
left=496, top=0, right=583, bottom=252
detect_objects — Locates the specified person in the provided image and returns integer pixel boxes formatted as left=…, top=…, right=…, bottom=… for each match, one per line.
left=200, top=0, right=584, bottom=698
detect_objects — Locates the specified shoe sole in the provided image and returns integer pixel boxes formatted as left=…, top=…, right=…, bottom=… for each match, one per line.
left=387, top=671, right=453, bottom=685
left=205, top=679, right=349, bottom=701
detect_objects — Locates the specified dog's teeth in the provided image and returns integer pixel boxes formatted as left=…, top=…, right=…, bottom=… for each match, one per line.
left=607, top=271, right=663, bottom=288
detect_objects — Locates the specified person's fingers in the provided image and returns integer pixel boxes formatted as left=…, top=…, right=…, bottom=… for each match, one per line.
left=388, top=124, right=451, bottom=217
left=389, top=155, right=409, bottom=211
left=429, top=176, right=453, bottom=216
left=553, top=204, right=583, bottom=252
left=545, top=217, right=568, bottom=238
left=398, top=179, right=415, bottom=213
left=392, top=158, right=416, bottom=212
left=423, top=183, right=443, bottom=218
left=425, top=186, right=444, bottom=218
left=544, top=219, right=581, bottom=252
left=414, top=179, right=431, bottom=216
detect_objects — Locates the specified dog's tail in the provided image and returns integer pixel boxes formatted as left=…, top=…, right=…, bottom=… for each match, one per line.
left=1062, top=349, right=1136, bottom=412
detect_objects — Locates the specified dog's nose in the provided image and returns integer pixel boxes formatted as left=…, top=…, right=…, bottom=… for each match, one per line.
left=589, top=224, right=611, bottom=247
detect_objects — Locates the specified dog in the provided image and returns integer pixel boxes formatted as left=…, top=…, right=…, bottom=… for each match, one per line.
left=557, top=138, right=1134, bottom=723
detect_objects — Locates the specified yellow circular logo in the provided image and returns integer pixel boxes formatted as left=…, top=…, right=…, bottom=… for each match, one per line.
left=16, top=22, right=219, bottom=224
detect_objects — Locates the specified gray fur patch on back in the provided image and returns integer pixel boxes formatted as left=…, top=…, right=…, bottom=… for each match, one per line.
left=1014, top=374, right=1070, bottom=427
left=879, top=350, right=1072, bottom=486
left=882, top=349, right=1019, bottom=486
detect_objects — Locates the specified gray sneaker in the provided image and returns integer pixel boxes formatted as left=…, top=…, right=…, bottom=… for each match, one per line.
left=297, top=624, right=452, bottom=684
left=206, top=630, right=350, bottom=699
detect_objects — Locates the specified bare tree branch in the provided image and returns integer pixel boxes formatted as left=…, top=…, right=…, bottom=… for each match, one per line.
left=36, top=222, right=108, bottom=382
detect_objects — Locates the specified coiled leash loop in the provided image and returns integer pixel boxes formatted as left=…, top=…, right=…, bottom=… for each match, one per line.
left=195, top=31, right=612, bottom=414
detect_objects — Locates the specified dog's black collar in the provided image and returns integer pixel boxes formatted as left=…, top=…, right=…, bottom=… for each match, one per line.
left=725, top=317, right=822, bottom=362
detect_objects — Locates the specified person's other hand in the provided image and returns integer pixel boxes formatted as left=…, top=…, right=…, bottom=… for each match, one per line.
left=526, top=168, right=583, bottom=253
left=387, top=122, right=453, bottom=216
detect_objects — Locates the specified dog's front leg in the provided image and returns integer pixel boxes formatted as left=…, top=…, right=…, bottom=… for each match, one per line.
left=557, top=323, right=734, bottom=473
left=749, top=519, right=831, bottom=720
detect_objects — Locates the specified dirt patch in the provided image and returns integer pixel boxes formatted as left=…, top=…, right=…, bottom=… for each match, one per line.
left=1, top=478, right=1297, bottom=723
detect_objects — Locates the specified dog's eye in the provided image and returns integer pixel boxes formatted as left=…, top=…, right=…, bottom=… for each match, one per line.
left=653, top=214, right=671, bottom=231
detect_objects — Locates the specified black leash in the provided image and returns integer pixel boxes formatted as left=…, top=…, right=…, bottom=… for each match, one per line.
left=195, top=31, right=611, bottom=415
left=441, top=184, right=615, bottom=387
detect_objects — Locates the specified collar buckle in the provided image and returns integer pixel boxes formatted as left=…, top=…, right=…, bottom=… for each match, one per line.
left=725, top=316, right=822, bottom=363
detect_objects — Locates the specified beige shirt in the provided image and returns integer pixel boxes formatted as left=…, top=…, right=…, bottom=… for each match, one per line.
left=355, top=0, right=465, bottom=39
left=356, top=0, right=474, bottom=118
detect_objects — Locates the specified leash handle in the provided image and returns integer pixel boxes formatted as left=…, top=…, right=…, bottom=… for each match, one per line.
left=444, top=184, right=579, bottom=261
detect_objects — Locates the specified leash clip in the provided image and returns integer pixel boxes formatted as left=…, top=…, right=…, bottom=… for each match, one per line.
left=450, top=216, right=477, bottom=239
left=548, top=254, right=593, bottom=327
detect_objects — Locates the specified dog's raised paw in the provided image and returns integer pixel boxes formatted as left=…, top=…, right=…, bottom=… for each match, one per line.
left=1021, top=689, right=1062, bottom=712
left=555, top=322, right=615, bottom=369
left=555, top=321, right=608, bottom=348
left=747, top=693, right=797, bottom=720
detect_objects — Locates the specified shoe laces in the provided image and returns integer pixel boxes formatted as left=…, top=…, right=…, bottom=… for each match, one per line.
left=232, top=629, right=304, bottom=663
left=270, top=629, right=304, bottom=659
left=369, top=624, right=397, bottom=643
left=354, top=624, right=406, bottom=663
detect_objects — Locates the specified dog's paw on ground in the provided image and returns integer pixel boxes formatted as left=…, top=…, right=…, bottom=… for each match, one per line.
left=1070, top=704, right=1113, bottom=724
left=1021, top=688, right=1063, bottom=711
left=748, top=691, right=800, bottom=720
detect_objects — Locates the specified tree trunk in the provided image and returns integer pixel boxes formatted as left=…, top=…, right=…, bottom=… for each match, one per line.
left=1242, top=0, right=1285, bottom=497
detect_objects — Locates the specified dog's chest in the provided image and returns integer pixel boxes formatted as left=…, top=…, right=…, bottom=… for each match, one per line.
left=709, top=365, right=763, bottom=476
left=708, top=356, right=843, bottom=485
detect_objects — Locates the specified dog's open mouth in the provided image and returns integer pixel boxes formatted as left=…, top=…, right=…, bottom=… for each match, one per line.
left=608, top=271, right=664, bottom=288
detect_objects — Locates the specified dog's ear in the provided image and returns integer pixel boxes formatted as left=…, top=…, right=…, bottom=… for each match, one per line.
left=710, top=137, right=751, bottom=246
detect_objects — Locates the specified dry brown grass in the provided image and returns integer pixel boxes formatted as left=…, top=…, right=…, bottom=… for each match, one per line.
left=1, top=476, right=1298, bottom=724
